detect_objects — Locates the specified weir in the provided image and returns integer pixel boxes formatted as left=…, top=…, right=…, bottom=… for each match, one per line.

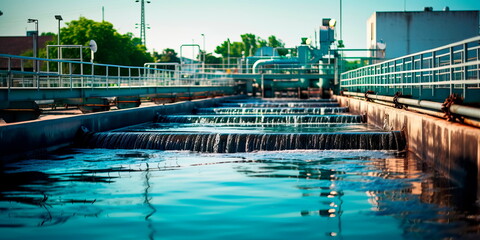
left=195, top=107, right=348, bottom=115
left=79, top=98, right=402, bottom=152
left=156, top=114, right=363, bottom=124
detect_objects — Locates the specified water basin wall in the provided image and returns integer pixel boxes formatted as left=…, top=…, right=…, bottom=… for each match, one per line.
left=0, top=96, right=241, bottom=162
left=336, top=95, right=480, bottom=200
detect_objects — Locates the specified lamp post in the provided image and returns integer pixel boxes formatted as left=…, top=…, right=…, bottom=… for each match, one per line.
left=55, top=15, right=62, bottom=45
left=227, top=38, right=231, bottom=68
left=27, top=18, right=38, bottom=72
left=201, top=33, right=205, bottom=71
left=55, top=15, right=63, bottom=74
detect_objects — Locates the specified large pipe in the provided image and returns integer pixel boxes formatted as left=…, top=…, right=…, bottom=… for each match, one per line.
left=252, top=59, right=300, bottom=74
left=342, top=92, right=480, bottom=120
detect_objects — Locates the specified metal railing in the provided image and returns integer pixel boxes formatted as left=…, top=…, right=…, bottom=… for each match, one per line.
left=0, top=54, right=235, bottom=89
left=194, top=63, right=335, bottom=75
left=340, top=36, right=480, bottom=102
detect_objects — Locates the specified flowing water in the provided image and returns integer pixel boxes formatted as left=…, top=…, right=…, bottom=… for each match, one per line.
left=1, top=98, right=479, bottom=239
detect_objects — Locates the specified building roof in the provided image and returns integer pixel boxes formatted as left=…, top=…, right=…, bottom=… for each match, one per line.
left=0, top=36, right=54, bottom=55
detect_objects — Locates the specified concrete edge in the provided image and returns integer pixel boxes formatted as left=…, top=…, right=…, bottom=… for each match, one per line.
left=0, top=96, right=243, bottom=162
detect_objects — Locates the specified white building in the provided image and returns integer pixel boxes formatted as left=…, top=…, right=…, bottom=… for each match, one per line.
left=367, top=8, right=479, bottom=59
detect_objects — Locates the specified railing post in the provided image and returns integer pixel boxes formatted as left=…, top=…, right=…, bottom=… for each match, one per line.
left=118, top=67, right=121, bottom=87
left=36, top=58, right=40, bottom=90
left=431, top=51, right=436, bottom=96
left=91, top=63, right=95, bottom=88
left=449, top=46, right=454, bottom=95
left=419, top=54, right=423, bottom=97
left=128, top=68, right=131, bottom=86
left=106, top=66, right=109, bottom=89
left=463, top=42, right=468, bottom=98
left=69, top=62, right=73, bottom=89
left=7, top=57, right=11, bottom=89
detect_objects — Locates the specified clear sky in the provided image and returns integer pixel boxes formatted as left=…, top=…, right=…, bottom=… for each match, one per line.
left=1, top=0, right=479, bottom=58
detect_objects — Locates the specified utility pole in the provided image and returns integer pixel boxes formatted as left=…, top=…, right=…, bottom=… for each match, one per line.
left=340, top=0, right=343, bottom=41
left=135, top=0, right=150, bottom=46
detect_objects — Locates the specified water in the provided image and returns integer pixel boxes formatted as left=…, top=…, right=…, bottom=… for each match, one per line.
left=156, top=115, right=363, bottom=124
left=194, top=107, right=348, bottom=115
left=218, top=103, right=341, bottom=108
left=1, top=98, right=479, bottom=239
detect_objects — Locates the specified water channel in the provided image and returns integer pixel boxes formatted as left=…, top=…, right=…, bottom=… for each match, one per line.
left=1, top=98, right=479, bottom=239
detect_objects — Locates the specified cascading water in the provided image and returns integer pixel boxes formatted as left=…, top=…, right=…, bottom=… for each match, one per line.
left=218, top=102, right=340, bottom=108
left=194, top=107, right=349, bottom=115
left=79, top=98, right=403, bottom=152
left=156, top=115, right=363, bottom=124
left=82, top=131, right=405, bottom=152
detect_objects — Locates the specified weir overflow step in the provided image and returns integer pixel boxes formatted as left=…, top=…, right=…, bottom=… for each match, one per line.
left=80, top=98, right=405, bottom=152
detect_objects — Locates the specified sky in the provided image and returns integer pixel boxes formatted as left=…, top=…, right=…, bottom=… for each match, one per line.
left=1, top=0, right=479, bottom=58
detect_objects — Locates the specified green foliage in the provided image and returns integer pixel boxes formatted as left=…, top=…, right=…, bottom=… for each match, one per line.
left=267, top=35, right=284, bottom=48
left=214, top=40, right=244, bottom=58
left=214, top=34, right=287, bottom=58
left=60, top=17, right=152, bottom=66
left=204, top=53, right=221, bottom=64
left=241, top=33, right=257, bottom=56
left=41, top=32, right=55, bottom=36
left=153, top=48, right=180, bottom=63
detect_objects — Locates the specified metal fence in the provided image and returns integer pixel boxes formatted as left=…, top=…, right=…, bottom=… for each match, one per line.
left=340, top=36, right=480, bottom=103
left=0, top=54, right=235, bottom=89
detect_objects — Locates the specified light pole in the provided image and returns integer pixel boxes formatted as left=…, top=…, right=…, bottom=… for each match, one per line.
left=55, top=15, right=62, bottom=45
left=227, top=38, right=231, bottom=68
left=27, top=18, right=38, bottom=72
left=201, top=34, right=205, bottom=72
left=201, top=34, right=205, bottom=61
left=55, top=15, right=63, bottom=74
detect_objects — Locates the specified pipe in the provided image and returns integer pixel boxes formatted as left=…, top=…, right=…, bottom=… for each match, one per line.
left=252, top=59, right=275, bottom=74
left=342, top=91, right=480, bottom=121
left=450, top=104, right=480, bottom=120
left=397, top=98, right=444, bottom=111
left=252, top=59, right=300, bottom=74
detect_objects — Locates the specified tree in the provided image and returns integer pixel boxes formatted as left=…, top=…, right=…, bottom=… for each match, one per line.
left=267, top=35, right=284, bottom=48
left=241, top=33, right=257, bottom=57
left=214, top=40, right=244, bottom=58
left=154, top=48, right=180, bottom=63
left=267, top=35, right=288, bottom=56
left=59, top=17, right=152, bottom=66
left=214, top=34, right=288, bottom=58
left=205, top=53, right=222, bottom=65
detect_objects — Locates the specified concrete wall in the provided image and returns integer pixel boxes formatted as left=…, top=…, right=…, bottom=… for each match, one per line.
left=337, top=96, right=479, bottom=203
left=0, top=96, right=240, bottom=162
left=367, top=10, right=479, bottom=59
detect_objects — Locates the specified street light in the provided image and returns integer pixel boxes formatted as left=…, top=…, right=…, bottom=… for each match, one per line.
left=55, top=15, right=63, bottom=73
left=27, top=18, right=38, bottom=72
left=55, top=15, right=62, bottom=45
left=201, top=34, right=205, bottom=61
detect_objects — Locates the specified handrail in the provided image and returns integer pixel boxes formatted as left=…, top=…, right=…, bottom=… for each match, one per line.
left=0, top=54, right=235, bottom=89
left=340, top=36, right=480, bottom=102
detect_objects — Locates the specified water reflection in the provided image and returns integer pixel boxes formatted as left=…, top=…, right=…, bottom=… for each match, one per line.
left=143, top=163, right=157, bottom=240
left=0, top=150, right=479, bottom=239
